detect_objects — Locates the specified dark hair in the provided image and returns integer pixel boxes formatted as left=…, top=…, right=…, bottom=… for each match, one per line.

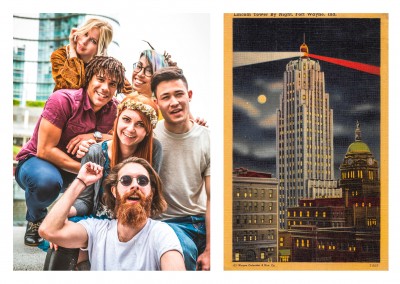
left=84, top=56, right=126, bottom=93
left=102, top=157, right=167, bottom=218
left=150, top=66, right=188, bottom=98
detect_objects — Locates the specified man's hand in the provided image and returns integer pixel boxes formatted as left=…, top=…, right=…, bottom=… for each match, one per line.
left=66, top=133, right=95, bottom=155
left=77, top=162, right=104, bottom=187
left=195, top=117, right=208, bottom=127
left=196, top=248, right=210, bottom=271
left=76, top=139, right=96, bottom=158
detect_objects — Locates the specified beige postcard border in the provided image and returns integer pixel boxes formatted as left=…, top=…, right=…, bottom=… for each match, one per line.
left=224, top=13, right=388, bottom=271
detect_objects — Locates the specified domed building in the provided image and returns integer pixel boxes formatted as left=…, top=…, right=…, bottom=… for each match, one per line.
left=339, top=121, right=380, bottom=262
left=339, top=121, right=380, bottom=209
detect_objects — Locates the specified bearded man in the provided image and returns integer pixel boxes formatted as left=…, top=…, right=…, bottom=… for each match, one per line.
left=39, top=157, right=185, bottom=271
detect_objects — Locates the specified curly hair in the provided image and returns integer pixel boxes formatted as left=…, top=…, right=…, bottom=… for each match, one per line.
left=84, top=56, right=126, bottom=93
left=102, top=157, right=167, bottom=218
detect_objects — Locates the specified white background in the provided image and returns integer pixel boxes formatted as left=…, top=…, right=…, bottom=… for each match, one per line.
left=2, top=0, right=399, bottom=283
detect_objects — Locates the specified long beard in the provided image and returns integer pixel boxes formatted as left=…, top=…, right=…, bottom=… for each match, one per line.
left=115, top=189, right=153, bottom=227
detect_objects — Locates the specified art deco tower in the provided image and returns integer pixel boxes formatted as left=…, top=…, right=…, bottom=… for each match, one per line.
left=276, top=41, right=334, bottom=229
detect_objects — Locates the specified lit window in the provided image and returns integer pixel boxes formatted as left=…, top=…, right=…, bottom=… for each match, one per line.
left=235, top=252, right=240, bottom=261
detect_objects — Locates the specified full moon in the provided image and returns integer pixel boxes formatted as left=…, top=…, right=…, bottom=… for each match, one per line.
left=257, top=94, right=267, bottom=104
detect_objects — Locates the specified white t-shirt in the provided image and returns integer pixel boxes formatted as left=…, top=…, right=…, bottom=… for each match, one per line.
left=154, top=120, right=211, bottom=219
left=78, top=218, right=183, bottom=270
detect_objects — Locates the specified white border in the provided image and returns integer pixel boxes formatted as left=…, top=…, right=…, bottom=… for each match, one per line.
left=2, top=0, right=400, bottom=283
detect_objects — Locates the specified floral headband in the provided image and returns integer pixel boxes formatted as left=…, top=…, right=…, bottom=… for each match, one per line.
left=117, top=100, right=158, bottom=128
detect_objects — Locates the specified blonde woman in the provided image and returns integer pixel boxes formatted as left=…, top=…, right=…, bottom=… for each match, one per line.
left=51, top=18, right=130, bottom=92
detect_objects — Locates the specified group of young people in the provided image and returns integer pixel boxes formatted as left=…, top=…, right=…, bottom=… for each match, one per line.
left=14, top=18, right=210, bottom=271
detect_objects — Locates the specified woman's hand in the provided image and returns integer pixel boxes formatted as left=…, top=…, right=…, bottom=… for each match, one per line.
left=195, top=117, right=208, bottom=127
left=68, top=28, right=78, bottom=59
left=66, top=134, right=95, bottom=156
left=76, top=139, right=96, bottom=158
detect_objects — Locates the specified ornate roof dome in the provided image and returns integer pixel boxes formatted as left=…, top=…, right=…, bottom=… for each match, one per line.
left=347, top=141, right=371, bottom=154
left=346, top=121, right=371, bottom=154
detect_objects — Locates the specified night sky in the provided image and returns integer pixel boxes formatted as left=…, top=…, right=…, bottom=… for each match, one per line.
left=232, top=17, right=382, bottom=178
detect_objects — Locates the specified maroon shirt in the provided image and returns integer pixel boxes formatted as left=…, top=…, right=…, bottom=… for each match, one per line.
left=16, top=88, right=117, bottom=162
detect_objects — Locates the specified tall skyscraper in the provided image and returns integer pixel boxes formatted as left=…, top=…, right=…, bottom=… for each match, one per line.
left=276, top=41, right=334, bottom=229
left=13, top=13, right=120, bottom=102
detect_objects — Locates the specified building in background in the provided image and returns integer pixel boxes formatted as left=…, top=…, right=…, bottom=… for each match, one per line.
left=13, top=13, right=120, bottom=102
left=286, top=123, right=380, bottom=262
left=232, top=168, right=279, bottom=262
left=338, top=122, right=380, bottom=262
left=276, top=41, right=334, bottom=229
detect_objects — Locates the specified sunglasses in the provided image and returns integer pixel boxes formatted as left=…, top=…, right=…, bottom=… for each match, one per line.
left=118, top=175, right=150, bottom=187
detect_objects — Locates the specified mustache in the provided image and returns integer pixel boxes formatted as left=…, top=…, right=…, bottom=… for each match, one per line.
left=120, top=188, right=146, bottom=204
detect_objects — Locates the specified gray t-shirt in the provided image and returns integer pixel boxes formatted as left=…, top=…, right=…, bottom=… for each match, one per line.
left=78, top=218, right=183, bottom=270
left=154, top=120, right=210, bottom=219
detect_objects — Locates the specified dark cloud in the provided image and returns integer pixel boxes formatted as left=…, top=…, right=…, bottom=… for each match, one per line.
left=232, top=17, right=382, bottom=178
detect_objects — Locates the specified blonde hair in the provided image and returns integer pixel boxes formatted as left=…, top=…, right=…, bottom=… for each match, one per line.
left=75, top=18, right=113, bottom=56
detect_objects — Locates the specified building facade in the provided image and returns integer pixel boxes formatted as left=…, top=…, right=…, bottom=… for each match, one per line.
left=286, top=123, right=380, bottom=262
left=232, top=168, right=279, bottom=262
left=339, top=122, right=380, bottom=262
left=13, top=13, right=120, bottom=102
left=276, top=41, right=334, bottom=229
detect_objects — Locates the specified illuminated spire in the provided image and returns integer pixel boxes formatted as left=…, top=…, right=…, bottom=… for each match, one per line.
left=300, top=33, right=309, bottom=58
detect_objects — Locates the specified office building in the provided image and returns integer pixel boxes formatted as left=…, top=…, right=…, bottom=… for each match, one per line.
left=232, top=168, right=279, bottom=262
left=276, top=41, right=334, bottom=229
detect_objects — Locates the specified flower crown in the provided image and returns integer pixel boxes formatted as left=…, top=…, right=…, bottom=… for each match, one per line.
left=118, top=100, right=158, bottom=128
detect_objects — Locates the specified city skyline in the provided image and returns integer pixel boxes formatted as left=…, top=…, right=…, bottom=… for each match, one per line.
left=233, top=18, right=381, bottom=179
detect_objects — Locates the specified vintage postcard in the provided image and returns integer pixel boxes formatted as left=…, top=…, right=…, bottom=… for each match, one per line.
left=224, top=13, right=388, bottom=270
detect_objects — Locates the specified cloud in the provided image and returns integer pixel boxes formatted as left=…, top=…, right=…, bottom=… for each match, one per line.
left=233, top=140, right=250, bottom=155
left=234, top=139, right=276, bottom=159
left=333, top=124, right=349, bottom=136
left=254, top=79, right=282, bottom=95
left=257, top=113, right=277, bottom=129
left=352, top=103, right=377, bottom=113
left=253, top=145, right=276, bottom=159
left=233, top=96, right=261, bottom=118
